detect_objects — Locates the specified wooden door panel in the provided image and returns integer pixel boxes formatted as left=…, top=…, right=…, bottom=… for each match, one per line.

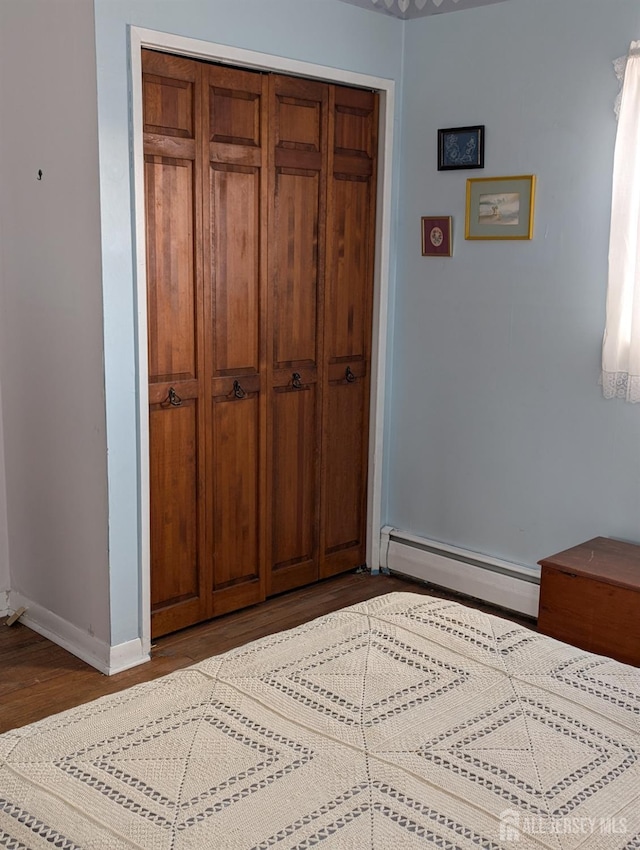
left=144, top=51, right=207, bottom=638
left=210, top=164, right=260, bottom=375
left=210, top=90, right=259, bottom=146
left=321, top=377, right=368, bottom=578
left=145, top=157, right=196, bottom=382
left=273, top=76, right=324, bottom=153
left=266, top=75, right=328, bottom=597
left=272, top=169, right=320, bottom=367
left=269, top=386, right=318, bottom=594
left=204, top=64, right=268, bottom=615
left=320, top=86, right=378, bottom=579
left=144, top=76, right=194, bottom=139
left=334, top=88, right=375, bottom=159
left=210, top=392, right=262, bottom=613
left=325, top=176, right=371, bottom=362
left=208, top=68, right=263, bottom=147
left=276, top=98, right=321, bottom=151
left=143, top=52, right=196, bottom=140
left=150, top=401, right=202, bottom=633
left=270, top=74, right=326, bottom=373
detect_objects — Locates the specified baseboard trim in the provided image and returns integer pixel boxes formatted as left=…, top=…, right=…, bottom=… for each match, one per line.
left=7, top=592, right=149, bottom=675
left=382, top=528, right=540, bottom=618
left=0, top=589, right=9, bottom=618
left=109, top=638, right=150, bottom=675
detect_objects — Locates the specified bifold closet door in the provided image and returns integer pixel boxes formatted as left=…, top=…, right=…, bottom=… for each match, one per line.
left=143, top=52, right=208, bottom=636
left=321, top=86, right=378, bottom=579
left=144, top=52, right=269, bottom=637
left=202, top=64, right=268, bottom=617
left=266, top=75, right=328, bottom=596
left=144, top=50, right=379, bottom=635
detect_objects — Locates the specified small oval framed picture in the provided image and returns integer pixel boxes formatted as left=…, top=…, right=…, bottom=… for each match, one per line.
left=421, top=216, right=452, bottom=257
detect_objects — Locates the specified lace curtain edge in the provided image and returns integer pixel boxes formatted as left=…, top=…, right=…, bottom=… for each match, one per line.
left=600, top=370, right=640, bottom=404
left=614, top=54, right=626, bottom=119
left=614, top=42, right=640, bottom=119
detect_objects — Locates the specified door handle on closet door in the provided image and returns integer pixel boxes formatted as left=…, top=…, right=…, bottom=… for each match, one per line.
left=168, top=387, right=182, bottom=407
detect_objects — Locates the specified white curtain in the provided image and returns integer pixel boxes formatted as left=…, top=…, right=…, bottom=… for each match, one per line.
left=602, top=41, right=640, bottom=402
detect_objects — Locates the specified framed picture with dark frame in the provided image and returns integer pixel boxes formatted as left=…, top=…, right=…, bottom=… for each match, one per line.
left=421, top=216, right=452, bottom=257
left=438, top=125, right=485, bottom=171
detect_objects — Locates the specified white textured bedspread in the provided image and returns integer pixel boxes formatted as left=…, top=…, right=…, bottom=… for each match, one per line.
left=1, top=592, right=639, bottom=849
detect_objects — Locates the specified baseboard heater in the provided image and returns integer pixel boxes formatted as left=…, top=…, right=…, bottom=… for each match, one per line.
left=378, top=526, right=540, bottom=619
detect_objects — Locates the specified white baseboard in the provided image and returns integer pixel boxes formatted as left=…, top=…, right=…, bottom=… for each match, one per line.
left=0, top=588, right=9, bottom=618
left=381, top=527, right=540, bottom=618
left=109, top=638, right=150, bottom=675
left=7, top=591, right=149, bottom=675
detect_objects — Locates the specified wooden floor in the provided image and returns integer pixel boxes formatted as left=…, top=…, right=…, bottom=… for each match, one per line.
left=0, top=572, right=535, bottom=734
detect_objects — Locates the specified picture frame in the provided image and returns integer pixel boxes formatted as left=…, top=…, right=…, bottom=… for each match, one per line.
left=438, top=125, right=484, bottom=171
left=465, top=175, right=536, bottom=240
left=421, top=216, right=452, bottom=257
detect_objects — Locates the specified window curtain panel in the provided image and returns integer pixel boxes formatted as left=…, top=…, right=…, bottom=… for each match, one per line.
left=601, top=41, right=640, bottom=402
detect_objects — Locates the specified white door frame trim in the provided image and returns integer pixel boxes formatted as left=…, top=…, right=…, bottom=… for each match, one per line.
left=129, top=26, right=395, bottom=653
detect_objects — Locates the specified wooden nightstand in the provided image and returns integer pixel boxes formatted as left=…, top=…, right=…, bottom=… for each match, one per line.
left=537, top=537, right=640, bottom=667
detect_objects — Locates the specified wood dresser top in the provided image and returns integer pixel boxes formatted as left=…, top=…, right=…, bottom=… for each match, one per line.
left=538, top=536, right=640, bottom=591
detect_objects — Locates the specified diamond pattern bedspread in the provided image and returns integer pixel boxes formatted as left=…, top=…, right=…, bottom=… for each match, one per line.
left=1, top=592, right=639, bottom=849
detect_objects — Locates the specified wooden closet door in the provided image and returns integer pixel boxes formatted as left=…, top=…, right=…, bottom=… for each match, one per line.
left=320, top=86, right=378, bottom=579
left=143, top=51, right=208, bottom=636
left=266, top=75, right=329, bottom=596
left=144, top=53, right=378, bottom=632
left=203, top=65, right=268, bottom=616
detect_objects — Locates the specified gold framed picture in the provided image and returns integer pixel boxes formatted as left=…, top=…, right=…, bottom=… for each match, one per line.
left=421, top=216, right=452, bottom=257
left=465, top=175, right=536, bottom=240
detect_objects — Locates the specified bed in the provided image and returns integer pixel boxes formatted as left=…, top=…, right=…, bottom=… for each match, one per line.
left=1, top=591, right=638, bottom=849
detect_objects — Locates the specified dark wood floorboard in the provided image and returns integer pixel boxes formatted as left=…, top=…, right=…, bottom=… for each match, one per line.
left=0, top=572, right=535, bottom=734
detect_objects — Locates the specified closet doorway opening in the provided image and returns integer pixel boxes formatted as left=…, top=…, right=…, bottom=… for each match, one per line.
left=129, top=27, right=395, bottom=649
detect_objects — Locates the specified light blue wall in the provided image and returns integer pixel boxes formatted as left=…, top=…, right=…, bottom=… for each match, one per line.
left=93, top=0, right=404, bottom=643
left=389, top=0, right=640, bottom=569
left=95, top=0, right=640, bottom=644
